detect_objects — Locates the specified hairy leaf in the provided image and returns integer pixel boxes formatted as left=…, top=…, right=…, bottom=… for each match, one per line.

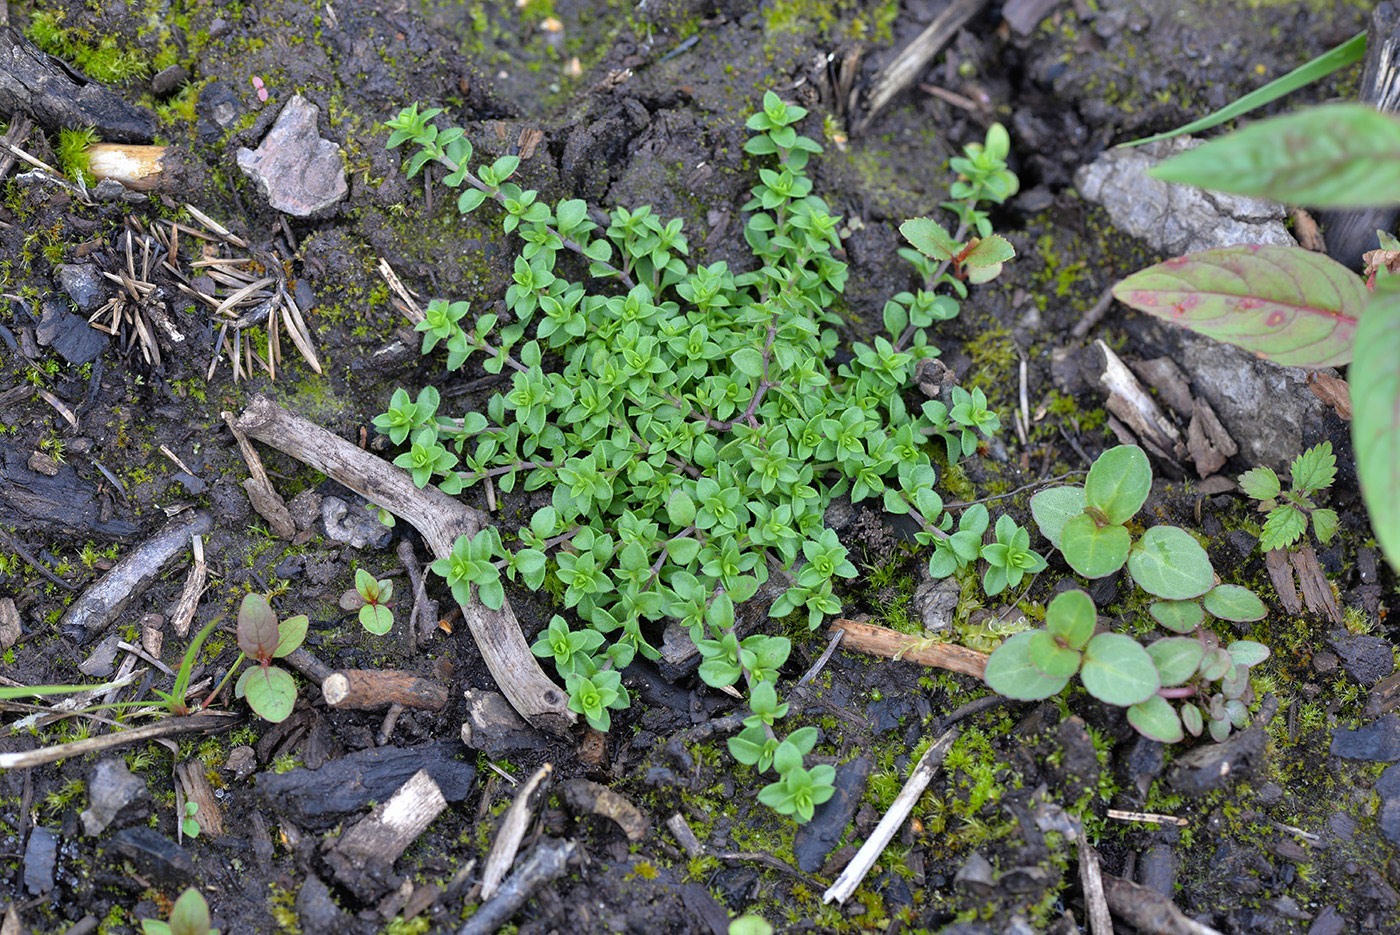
left=1113, top=245, right=1367, bottom=367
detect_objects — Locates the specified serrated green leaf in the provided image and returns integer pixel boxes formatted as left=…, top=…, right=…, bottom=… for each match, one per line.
left=1238, top=466, right=1281, bottom=501
left=1112, top=245, right=1367, bottom=368
left=733, top=348, right=764, bottom=378
left=1312, top=508, right=1340, bottom=544
left=899, top=218, right=958, bottom=261
left=1127, top=526, right=1215, bottom=599
left=1149, top=104, right=1400, bottom=208
left=1290, top=440, right=1337, bottom=494
left=1259, top=504, right=1308, bottom=552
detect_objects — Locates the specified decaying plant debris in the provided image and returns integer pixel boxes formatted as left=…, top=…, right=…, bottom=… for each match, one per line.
left=0, top=1, right=1392, bottom=934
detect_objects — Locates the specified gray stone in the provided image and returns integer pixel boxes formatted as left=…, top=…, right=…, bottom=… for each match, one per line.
left=1328, top=633, right=1395, bottom=686
left=296, top=875, right=350, bottom=935
left=225, top=745, right=257, bottom=781
left=36, top=296, right=106, bottom=365
left=172, top=472, right=207, bottom=495
left=23, top=827, right=57, bottom=894
left=913, top=570, right=959, bottom=633
left=0, top=597, right=21, bottom=650
left=110, top=827, right=194, bottom=884
left=320, top=495, right=392, bottom=550
left=81, top=758, right=152, bottom=836
left=79, top=633, right=123, bottom=678
left=1309, top=906, right=1345, bottom=935
left=1076, top=138, right=1293, bottom=257
left=236, top=95, right=347, bottom=217
left=55, top=263, right=109, bottom=312
left=150, top=64, right=190, bottom=97
left=288, top=489, right=323, bottom=531
left=1331, top=715, right=1400, bottom=761
left=1137, top=844, right=1177, bottom=897
left=793, top=756, right=871, bottom=872
left=1167, top=726, right=1267, bottom=796
left=954, top=851, right=997, bottom=892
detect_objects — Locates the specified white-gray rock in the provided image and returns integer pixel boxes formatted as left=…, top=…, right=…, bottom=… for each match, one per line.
left=237, top=95, right=348, bottom=217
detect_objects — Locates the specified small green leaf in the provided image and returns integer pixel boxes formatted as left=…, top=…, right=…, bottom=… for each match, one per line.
left=1128, top=695, right=1185, bottom=743
left=962, top=235, right=1015, bottom=268
left=1127, top=526, right=1215, bottom=600
left=168, top=888, right=214, bottom=935
left=360, top=604, right=394, bottom=635
left=1202, top=584, right=1267, bottom=622
left=667, top=490, right=696, bottom=527
left=1146, top=636, right=1206, bottom=687
left=899, top=218, right=958, bottom=260
left=1084, top=445, right=1151, bottom=525
left=1080, top=632, right=1160, bottom=706
left=1045, top=589, right=1096, bottom=651
left=1259, top=505, right=1308, bottom=552
left=983, top=631, right=1071, bottom=701
left=244, top=665, right=297, bottom=722
left=666, top=537, right=701, bottom=565
left=1059, top=513, right=1131, bottom=578
left=1227, top=639, right=1271, bottom=668
left=1181, top=703, right=1204, bottom=737
left=733, top=348, right=764, bottom=378
left=1027, top=630, right=1082, bottom=678
left=273, top=615, right=308, bottom=657
left=1312, top=508, right=1340, bottom=544
left=1198, top=646, right=1235, bottom=681
left=1149, top=600, right=1204, bottom=633
left=1238, top=466, right=1281, bottom=501
left=1029, top=485, right=1086, bottom=548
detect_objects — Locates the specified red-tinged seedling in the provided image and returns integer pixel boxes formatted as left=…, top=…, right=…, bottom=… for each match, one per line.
left=232, top=593, right=308, bottom=723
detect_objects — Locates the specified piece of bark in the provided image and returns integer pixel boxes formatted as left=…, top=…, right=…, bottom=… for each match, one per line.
left=86, top=143, right=166, bottom=191
left=1306, top=371, right=1352, bottom=421
left=667, top=813, right=703, bottom=857
left=480, top=764, right=552, bottom=900
left=1316, top=3, right=1400, bottom=270
left=1186, top=399, right=1238, bottom=478
left=0, top=597, right=21, bottom=651
left=829, top=618, right=989, bottom=678
left=221, top=411, right=295, bottom=539
left=324, top=770, right=447, bottom=902
left=1288, top=207, right=1327, bottom=253
left=1291, top=545, right=1344, bottom=624
left=0, top=27, right=155, bottom=141
left=1102, top=874, right=1224, bottom=935
left=459, top=689, right=548, bottom=756
left=139, top=613, right=163, bottom=662
left=1094, top=340, right=1187, bottom=463
left=1366, top=672, right=1400, bottom=719
left=458, top=838, right=576, bottom=935
left=166, top=534, right=206, bottom=638
left=322, top=670, right=448, bottom=711
left=58, top=510, right=212, bottom=642
left=234, top=395, right=573, bottom=733
left=856, top=0, right=990, bottom=133
left=0, top=443, right=138, bottom=539
left=282, top=646, right=333, bottom=686
left=1265, top=549, right=1302, bottom=615
left=1130, top=357, right=1194, bottom=419
left=175, top=761, right=224, bottom=838
left=1078, top=828, right=1114, bottom=935
left=558, top=778, right=648, bottom=840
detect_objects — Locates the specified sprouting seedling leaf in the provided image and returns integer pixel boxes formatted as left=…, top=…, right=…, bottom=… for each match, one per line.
left=1045, top=589, right=1096, bottom=651
left=240, top=665, right=297, bottom=722
left=1027, top=630, right=1081, bottom=678
left=899, top=218, right=958, bottom=261
left=1127, top=526, right=1215, bottom=600
left=1112, top=245, right=1368, bottom=368
left=167, top=887, right=218, bottom=935
left=1148, top=600, right=1204, bottom=634
left=360, top=604, right=394, bottom=635
left=1059, top=512, right=1131, bottom=578
left=1083, top=444, right=1151, bottom=525
left=1147, top=636, right=1206, bottom=687
left=237, top=593, right=280, bottom=663
left=1227, top=639, right=1271, bottom=668
left=983, top=631, right=1071, bottom=701
left=1080, top=632, right=1160, bottom=706
left=274, top=615, right=308, bottom=657
left=1148, top=103, right=1400, bottom=208
left=1350, top=280, right=1400, bottom=573
left=1030, top=485, right=1086, bottom=549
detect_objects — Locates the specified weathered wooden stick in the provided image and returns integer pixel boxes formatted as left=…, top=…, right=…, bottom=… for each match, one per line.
left=829, top=619, right=989, bottom=678
left=1102, top=874, right=1224, bottom=935
left=0, top=27, right=155, bottom=141
left=282, top=646, right=334, bottom=686
left=1318, top=3, right=1400, bottom=269
left=322, top=670, right=449, bottom=711
left=87, top=143, right=167, bottom=191
left=59, top=510, right=213, bottom=643
left=1078, top=827, right=1114, bottom=935
left=824, top=726, right=960, bottom=903
left=0, top=713, right=237, bottom=769
left=460, top=838, right=577, bottom=935
left=235, top=395, right=574, bottom=733
left=324, top=769, right=448, bottom=902
left=856, top=0, right=990, bottom=134
left=480, top=763, right=552, bottom=900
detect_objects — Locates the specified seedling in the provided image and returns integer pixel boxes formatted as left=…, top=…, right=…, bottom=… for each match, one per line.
left=140, top=887, right=219, bottom=935
left=153, top=619, right=218, bottom=716
left=1238, top=441, right=1339, bottom=553
left=383, top=95, right=1022, bottom=820
left=229, top=593, right=307, bottom=723
left=340, top=568, right=396, bottom=635
left=181, top=801, right=200, bottom=839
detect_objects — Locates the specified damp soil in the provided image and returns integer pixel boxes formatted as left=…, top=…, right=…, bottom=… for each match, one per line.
left=0, top=1, right=1392, bottom=933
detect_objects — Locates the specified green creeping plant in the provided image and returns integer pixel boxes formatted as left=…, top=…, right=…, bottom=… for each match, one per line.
left=986, top=444, right=1272, bottom=743
left=382, top=93, right=1025, bottom=820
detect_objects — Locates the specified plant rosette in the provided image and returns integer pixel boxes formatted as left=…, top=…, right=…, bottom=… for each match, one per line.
left=340, top=567, right=396, bottom=635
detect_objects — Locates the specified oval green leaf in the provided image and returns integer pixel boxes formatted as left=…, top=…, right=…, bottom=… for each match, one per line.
left=1081, top=632, right=1161, bottom=706
left=983, top=631, right=1071, bottom=701
left=360, top=604, right=393, bottom=635
left=1127, top=694, right=1184, bottom=744
left=1030, top=486, right=1085, bottom=549
left=244, top=665, right=297, bottom=722
left=1028, top=630, right=1082, bottom=679
left=1352, top=282, right=1400, bottom=574
left=1181, top=702, right=1204, bottom=737
left=1197, top=646, right=1235, bottom=682
left=1128, top=526, right=1214, bottom=600
left=1149, top=600, right=1204, bottom=633
left=1202, top=584, right=1267, bottom=622
left=1045, top=589, right=1096, bottom=651
left=1112, top=245, right=1367, bottom=368
left=274, top=614, right=308, bottom=657
left=1148, top=103, right=1400, bottom=209
left=1084, top=445, right=1151, bottom=525
left=1060, top=513, right=1131, bottom=579
left=1146, top=636, right=1206, bottom=687
left=1227, top=639, right=1271, bottom=668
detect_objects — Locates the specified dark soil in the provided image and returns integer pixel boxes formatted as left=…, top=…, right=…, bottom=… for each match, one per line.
left=0, top=1, right=1392, bottom=933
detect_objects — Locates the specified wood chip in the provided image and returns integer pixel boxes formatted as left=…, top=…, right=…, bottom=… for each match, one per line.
left=1306, top=371, right=1352, bottom=420
left=1291, top=545, right=1343, bottom=624
left=480, top=764, right=552, bottom=900
left=1186, top=399, right=1237, bottom=478
left=1265, top=548, right=1302, bottom=615
left=324, top=770, right=448, bottom=902
left=829, top=618, right=989, bottom=678
left=176, top=760, right=224, bottom=838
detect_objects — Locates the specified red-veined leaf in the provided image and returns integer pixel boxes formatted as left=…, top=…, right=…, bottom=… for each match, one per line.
left=1351, top=279, right=1400, bottom=572
left=1112, top=245, right=1367, bottom=367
